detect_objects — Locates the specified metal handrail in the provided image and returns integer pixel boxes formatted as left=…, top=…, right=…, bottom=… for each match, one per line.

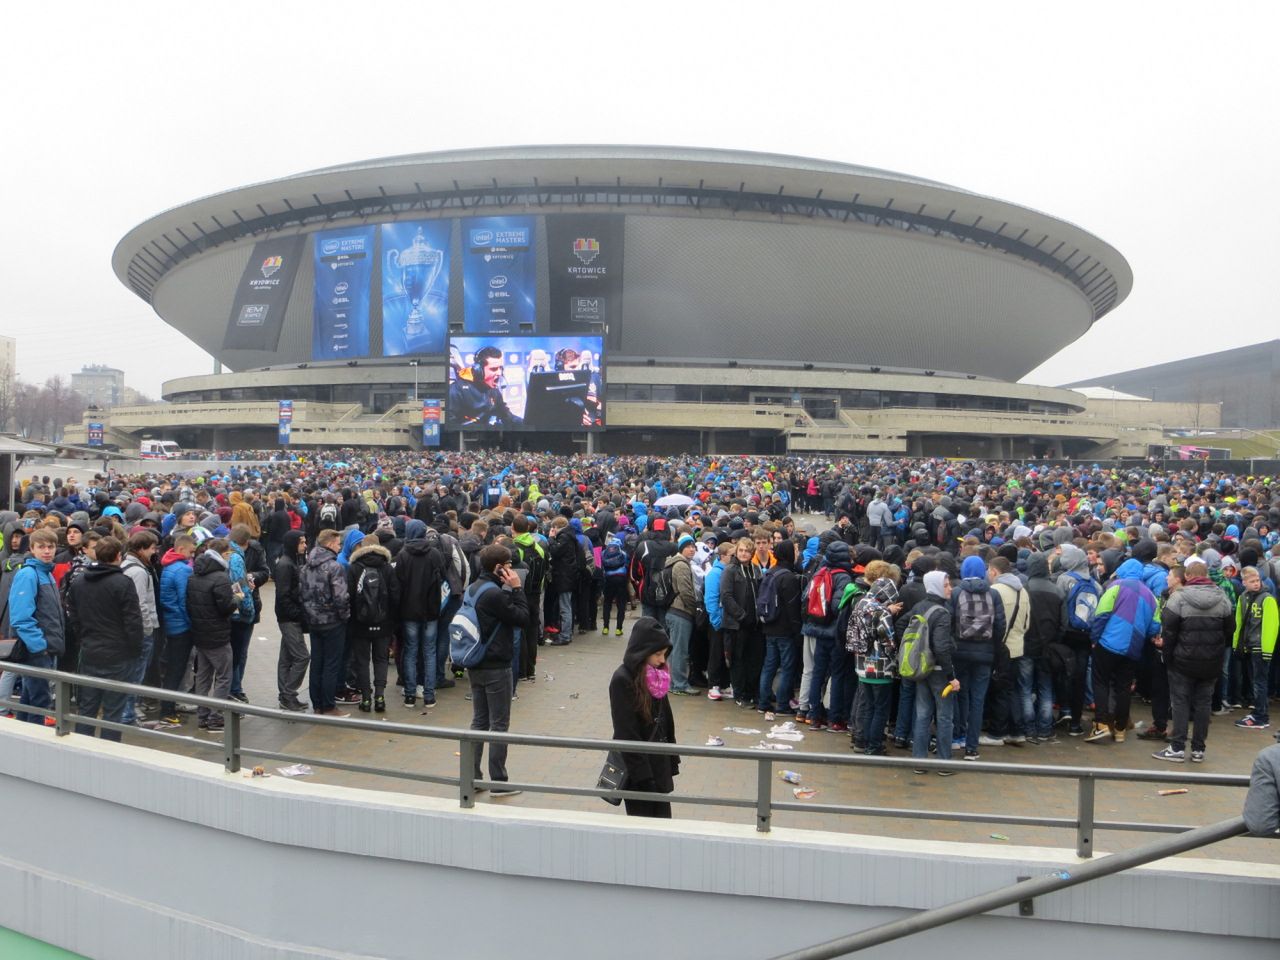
left=769, top=816, right=1251, bottom=959
left=0, top=662, right=1252, bottom=855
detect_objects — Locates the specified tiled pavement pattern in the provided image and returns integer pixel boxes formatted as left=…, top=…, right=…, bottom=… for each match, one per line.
left=122, top=522, right=1277, bottom=866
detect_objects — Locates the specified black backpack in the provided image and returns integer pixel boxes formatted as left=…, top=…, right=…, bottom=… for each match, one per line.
left=516, top=541, right=547, bottom=593
left=354, top=567, right=386, bottom=625
left=648, top=561, right=677, bottom=609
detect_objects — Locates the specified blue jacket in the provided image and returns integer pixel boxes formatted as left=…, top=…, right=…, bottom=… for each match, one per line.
left=159, top=552, right=194, bottom=635
left=1092, top=559, right=1161, bottom=660
left=7, top=556, right=58, bottom=654
left=337, top=528, right=365, bottom=568
left=1140, top=562, right=1169, bottom=599
left=704, top=558, right=726, bottom=630
left=226, top=544, right=256, bottom=621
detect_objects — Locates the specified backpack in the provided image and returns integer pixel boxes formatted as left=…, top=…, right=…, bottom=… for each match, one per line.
left=648, top=561, right=677, bottom=609
left=601, top=540, right=627, bottom=574
left=319, top=502, right=339, bottom=529
left=755, top=567, right=785, bottom=624
left=897, top=606, right=940, bottom=679
left=955, top=588, right=996, bottom=641
left=804, top=566, right=836, bottom=622
left=353, top=567, right=386, bottom=625
left=448, top=581, right=501, bottom=669
left=1064, top=571, right=1102, bottom=632
left=515, top=541, right=547, bottom=594
left=1046, top=641, right=1077, bottom=681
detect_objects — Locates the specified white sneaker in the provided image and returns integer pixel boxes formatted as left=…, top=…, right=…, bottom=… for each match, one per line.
left=977, top=735, right=1004, bottom=747
left=707, top=686, right=724, bottom=701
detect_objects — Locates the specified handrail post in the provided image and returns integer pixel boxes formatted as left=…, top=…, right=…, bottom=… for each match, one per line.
left=223, top=708, right=241, bottom=774
left=53, top=677, right=72, bottom=737
left=757, top=757, right=772, bottom=833
left=1076, top=776, right=1095, bottom=858
left=459, top=740, right=476, bottom=808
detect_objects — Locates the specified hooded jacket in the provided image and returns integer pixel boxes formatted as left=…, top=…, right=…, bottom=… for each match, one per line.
left=549, top=525, right=581, bottom=593
left=68, top=561, right=144, bottom=667
left=608, top=617, right=679, bottom=793
left=396, top=525, right=446, bottom=622
left=950, top=559, right=1006, bottom=665
left=300, top=545, right=349, bottom=627
left=186, top=550, right=237, bottom=648
left=121, top=554, right=160, bottom=634
left=1091, top=559, right=1161, bottom=661
left=1163, top=577, right=1234, bottom=679
left=991, top=572, right=1030, bottom=659
left=800, top=541, right=855, bottom=640
left=158, top=548, right=194, bottom=635
left=1023, top=552, right=1062, bottom=660
left=7, top=554, right=64, bottom=656
left=346, top=543, right=399, bottom=636
left=720, top=554, right=762, bottom=632
left=663, top=551, right=697, bottom=620
left=1244, top=743, right=1280, bottom=837
left=1234, top=589, right=1278, bottom=659
left=1055, top=544, right=1097, bottom=642
left=273, top=530, right=307, bottom=624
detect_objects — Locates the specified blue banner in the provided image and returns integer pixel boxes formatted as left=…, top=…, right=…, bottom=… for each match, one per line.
left=87, top=422, right=104, bottom=447
left=463, top=216, right=535, bottom=333
left=422, top=399, right=441, bottom=448
left=382, top=220, right=450, bottom=356
left=278, top=400, right=293, bottom=446
left=312, top=227, right=375, bottom=360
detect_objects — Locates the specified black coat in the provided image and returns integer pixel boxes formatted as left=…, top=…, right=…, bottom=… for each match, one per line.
left=549, top=528, right=580, bottom=593
left=346, top=544, right=400, bottom=637
left=241, top=539, right=270, bottom=625
left=187, top=552, right=237, bottom=648
left=67, top=562, right=145, bottom=669
left=765, top=567, right=804, bottom=637
left=472, top=571, right=530, bottom=669
left=273, top=530, right=306, bottom=624
left=395, top=537, right=446, bottom=622
left=719, top=560, right=760, bottom=632
left=608, top=619, right=679, bottom=792
left=264, top=504, right=292, bottom=545
left=1024, top=557, right=1063, bottom=660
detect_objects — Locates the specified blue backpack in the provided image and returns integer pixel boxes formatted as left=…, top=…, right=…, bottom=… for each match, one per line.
left=448, top=581, right=500, bottom=669
left=1064, top=571, right=1102, bottom=632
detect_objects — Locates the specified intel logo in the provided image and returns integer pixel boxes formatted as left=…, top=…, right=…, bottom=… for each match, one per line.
left=321, top=239, right=340, bottom=256
left=334, top=281, right=349, bottom=295
left=489, top=275, right=508, bottom=289
left=472, top=230, right=494, bottom=246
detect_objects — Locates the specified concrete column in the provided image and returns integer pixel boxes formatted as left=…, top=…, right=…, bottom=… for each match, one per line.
left=706, top=431, right=718, bottom=455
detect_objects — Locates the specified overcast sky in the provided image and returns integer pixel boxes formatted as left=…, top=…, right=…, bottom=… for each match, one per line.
left=4, top=2, right=1277, bottom=399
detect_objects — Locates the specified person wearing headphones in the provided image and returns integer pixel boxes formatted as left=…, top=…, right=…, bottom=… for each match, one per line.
left=448, top=345, right=521, bottom=428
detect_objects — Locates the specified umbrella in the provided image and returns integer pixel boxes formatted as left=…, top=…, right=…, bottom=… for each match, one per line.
left=654, top=493, right=695, bottom=508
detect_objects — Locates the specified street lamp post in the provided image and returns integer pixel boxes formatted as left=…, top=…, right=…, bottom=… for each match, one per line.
left=409, top=359, right=420, bottom=402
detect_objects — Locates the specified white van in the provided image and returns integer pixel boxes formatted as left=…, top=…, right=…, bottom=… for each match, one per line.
left=140, top=440, right=183, bottom=460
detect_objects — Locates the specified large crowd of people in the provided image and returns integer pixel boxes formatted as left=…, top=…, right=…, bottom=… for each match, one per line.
left=2, top=451, right=1279, bottom=813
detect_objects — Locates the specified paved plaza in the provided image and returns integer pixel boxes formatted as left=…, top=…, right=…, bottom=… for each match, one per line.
left=111, top=574, right=1278, bottom=867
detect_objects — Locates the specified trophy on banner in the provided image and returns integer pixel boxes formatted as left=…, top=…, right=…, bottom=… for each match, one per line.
left=387, top=227, right=443, bottom=339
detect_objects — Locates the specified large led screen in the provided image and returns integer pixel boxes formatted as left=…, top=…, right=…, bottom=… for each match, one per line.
left=447, top=334, right=604, bottom=431
left=381, top=220, right=450, bottom=355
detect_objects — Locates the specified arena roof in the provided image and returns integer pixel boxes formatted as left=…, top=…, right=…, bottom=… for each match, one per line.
left=113, top=146, right=1132, bottom=381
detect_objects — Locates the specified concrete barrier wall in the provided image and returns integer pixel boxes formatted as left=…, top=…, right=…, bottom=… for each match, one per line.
left=0, top=723, right=1275, bottom=960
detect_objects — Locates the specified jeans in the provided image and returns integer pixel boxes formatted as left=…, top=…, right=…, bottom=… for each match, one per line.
left=436, top=595, right=461, bottom=682
left=759, top=635, right=799, bottom=711
left=276, top=621, right=309, bottom=706
left=893, top=680, right=916, bottom=742
left=401, top=619, right=436, bottom=701
left=953, top=660, right=992, bottom=751
left=123, top=630, right=157, bottom=724
left=309, top=622, right=348, bottom=712
left=229, top=620, right=253, bottom=697
left=1168, top=669, right=1214, bottom=753
left=161, top=632, right=194, bottom=715
left=664, top=611, right=694, bottom=691
left=558, top=591, right=575, bottom=638
left=705, top=625, right=731, bottom=690
left=1249, top=651, right=1270, bottom=723
left=1017, top=656, right=1055, bottom=739
left=76, top=658, right=136, bottom=741
left=1092, top=646, right=1137, bottom=730
left=806, top=633, right=852, bottom=724
left=912, top=672, right=955, bottom=761
left=469, top=666, right=513, bottom=782
left=857, top=681, right=893, bottom=750
left=16, top=650, right=52, bottom=724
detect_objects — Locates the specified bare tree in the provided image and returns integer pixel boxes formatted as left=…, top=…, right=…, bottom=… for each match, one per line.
left=0, top=358, right=14, bottom=432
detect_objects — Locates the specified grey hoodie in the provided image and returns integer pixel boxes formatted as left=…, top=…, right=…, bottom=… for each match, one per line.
left=1244, top=743, right=1280, bottom=836
left=121, top=553, right=159, bottom=632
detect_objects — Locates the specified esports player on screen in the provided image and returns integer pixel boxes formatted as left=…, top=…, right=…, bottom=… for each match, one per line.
left=553, top=347, right=602, bottom=428
left=448, top=345, right=522, bottom=428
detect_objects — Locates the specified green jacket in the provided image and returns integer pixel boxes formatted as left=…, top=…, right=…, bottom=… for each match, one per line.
left=1234, top=590, right=1278, bottom=659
